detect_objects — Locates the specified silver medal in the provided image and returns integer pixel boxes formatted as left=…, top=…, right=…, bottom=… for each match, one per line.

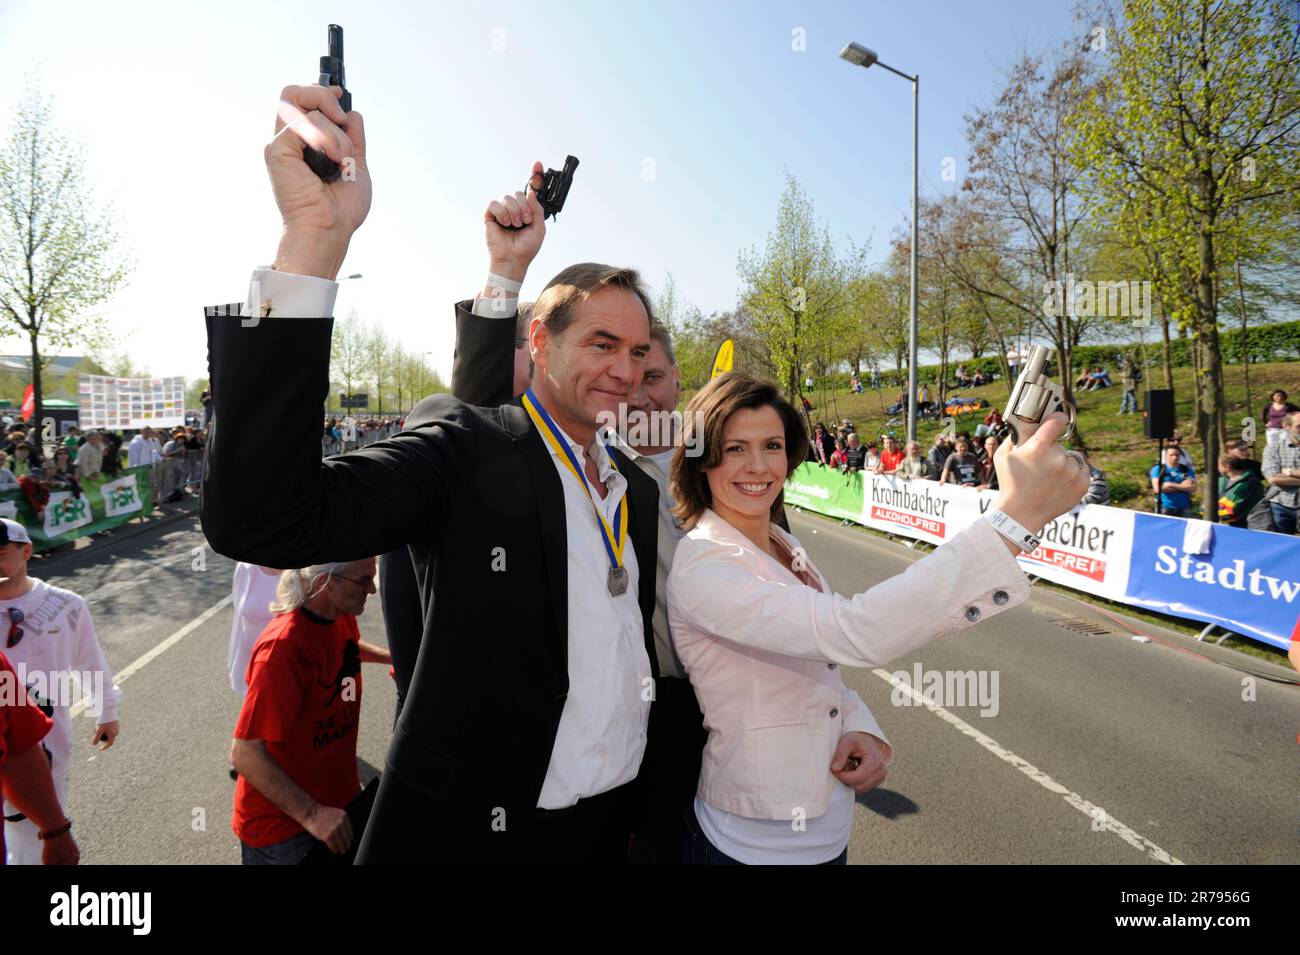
left=607, top=566, right=629, bottom=596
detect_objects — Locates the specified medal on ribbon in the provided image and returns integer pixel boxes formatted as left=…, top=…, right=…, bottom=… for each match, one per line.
left=522, top=389, right=630, bottom=596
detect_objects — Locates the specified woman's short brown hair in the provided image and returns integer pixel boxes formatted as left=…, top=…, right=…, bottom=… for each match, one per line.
left=670, top=373, right=808, bottom=531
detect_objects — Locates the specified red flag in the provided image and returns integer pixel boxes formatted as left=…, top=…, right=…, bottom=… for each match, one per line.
left=19, top=383, right=34, bottom=422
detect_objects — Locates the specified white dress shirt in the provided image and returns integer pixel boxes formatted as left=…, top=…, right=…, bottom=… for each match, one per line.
left=127, top=434, right=149, bottom=468
left=243, top=269, right=651, bottom=809
left=532, top=417, right=651, bottom=808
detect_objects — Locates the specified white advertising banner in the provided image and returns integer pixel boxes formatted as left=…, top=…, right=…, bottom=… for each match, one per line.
left=78, top=375, right=186, bottom=430
left=1013, top=502, right=1136, bottom=600
left=860, top=475, right=980, bottom=545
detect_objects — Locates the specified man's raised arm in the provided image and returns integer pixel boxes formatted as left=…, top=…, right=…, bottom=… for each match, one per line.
left=202, top=83, right=470, bottom=568
left=450, top=161, right=546, bottom=406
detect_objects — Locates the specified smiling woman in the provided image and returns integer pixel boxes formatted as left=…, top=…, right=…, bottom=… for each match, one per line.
left=665, top=372, right=1039, bottom=866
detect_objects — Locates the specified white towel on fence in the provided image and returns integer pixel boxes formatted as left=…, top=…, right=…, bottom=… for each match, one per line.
left=1182, top=519, right=1213, bottom=555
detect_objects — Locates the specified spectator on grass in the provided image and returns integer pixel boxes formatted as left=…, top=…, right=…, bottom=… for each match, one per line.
left=1080, top=452, right=1110, bottom=506
left=1150, top=445, right=1195, bottom=518
left=1261, top=412, right=1300, bottom=534
left=896, top=440, right=933, bottom=480
left=977, top=436, right=1000, bottom=491
left=1167, top=432, right=1194, bottom=470
left=876, top=435, right=905, bottom=475
left=928, top=434, right=953, bottom=475
left=842, top=435, right=868, bottom=473
left=1261, top=390, right=1300, bottom=449
left=939, top=436, right=981, bottom=487
left=1216, top=455, right=1265, bottom=529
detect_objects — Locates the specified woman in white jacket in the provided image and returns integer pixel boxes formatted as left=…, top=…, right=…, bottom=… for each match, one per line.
left=667, top=374, right=1086, bottom=864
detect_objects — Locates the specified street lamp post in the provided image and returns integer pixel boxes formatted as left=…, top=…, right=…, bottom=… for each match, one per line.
left=839, top=42, right=920, bottom=445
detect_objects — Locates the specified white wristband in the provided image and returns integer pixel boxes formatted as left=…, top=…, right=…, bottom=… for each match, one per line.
left=984, top=508, right=1041, bottom=553
left=486, top=272, right=523, bottom=293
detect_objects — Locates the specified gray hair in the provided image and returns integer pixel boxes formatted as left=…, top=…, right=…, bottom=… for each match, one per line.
left=269, top=563, right=348, bottom=613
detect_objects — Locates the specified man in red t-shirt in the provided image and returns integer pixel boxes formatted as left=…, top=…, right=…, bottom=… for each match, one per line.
left=231, top=558, right=391, bottom=864
left=876, top=435, right=905, bottom=475
left=0, top=650, right=78, bottom=864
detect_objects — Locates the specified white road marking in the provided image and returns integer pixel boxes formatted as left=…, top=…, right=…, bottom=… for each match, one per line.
left=71, top=595, right=233, bottom=720
left=872, top=667, right=1184, bottom=865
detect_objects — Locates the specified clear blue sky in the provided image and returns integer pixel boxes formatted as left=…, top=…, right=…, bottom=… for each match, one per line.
left=0, top=0, right=1081, bottom=382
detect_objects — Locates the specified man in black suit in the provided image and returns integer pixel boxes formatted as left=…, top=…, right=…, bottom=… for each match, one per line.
left=203, top=83, right=661, bottom=864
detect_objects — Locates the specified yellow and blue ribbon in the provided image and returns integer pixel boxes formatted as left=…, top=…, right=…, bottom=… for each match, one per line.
left=521, top=388, right=627, bottom=576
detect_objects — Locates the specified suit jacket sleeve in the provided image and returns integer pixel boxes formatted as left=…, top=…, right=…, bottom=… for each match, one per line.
left=202, top=309, right=477, bottom=567
left=450, top=299, right=516, bottom=407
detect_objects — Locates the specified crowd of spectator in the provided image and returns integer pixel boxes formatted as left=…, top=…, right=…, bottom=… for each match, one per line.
left=322, top=415, right=404, bottom=457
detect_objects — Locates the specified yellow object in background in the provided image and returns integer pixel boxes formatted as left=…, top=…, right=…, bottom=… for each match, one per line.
left=710, top=339, right=735, bottom=379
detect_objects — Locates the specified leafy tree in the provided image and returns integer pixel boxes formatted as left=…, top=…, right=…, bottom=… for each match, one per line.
left=1074, top=0, right=1300, bottom=517
left=0, top=81, right=130, bottom=427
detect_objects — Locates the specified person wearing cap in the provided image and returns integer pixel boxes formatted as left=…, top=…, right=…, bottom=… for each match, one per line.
left=0, top=518, right=120, bottom=864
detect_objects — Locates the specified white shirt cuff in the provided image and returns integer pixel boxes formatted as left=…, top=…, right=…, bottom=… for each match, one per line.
left=246, top=267, right=338, bottom=319
left=471, top=291, right=518, bottom=319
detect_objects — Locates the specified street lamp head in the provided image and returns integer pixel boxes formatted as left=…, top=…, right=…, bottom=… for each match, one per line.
left=346, top=273, right=363, bottom=280
left=839, top=42, right=878, bottom=69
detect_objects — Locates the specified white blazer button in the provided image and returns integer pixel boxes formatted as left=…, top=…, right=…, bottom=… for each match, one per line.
left=965, top=606, right=981, bottom=622
left=827, top=663, right=837, bottom=670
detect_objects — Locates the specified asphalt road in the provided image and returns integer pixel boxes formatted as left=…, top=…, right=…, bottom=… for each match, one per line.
left=36, top=503, right=1300, bottom=865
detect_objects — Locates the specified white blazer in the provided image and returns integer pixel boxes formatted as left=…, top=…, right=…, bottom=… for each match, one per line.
left=668, top=508, right=1029, bottom=819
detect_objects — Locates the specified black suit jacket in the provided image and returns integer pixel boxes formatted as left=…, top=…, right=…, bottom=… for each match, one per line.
left=381, top=301, right=517, bottom=719
left=203, top=304, right=660, bottom=864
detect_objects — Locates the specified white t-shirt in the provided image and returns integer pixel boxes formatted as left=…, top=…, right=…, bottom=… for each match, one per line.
left=226, top=564, right=282, bottom=694
left=0, top=578, right=120, bottom=803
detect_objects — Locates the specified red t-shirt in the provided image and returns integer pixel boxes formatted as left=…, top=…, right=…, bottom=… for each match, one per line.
left=0, top=650, right=54, bottom=863
left=232, top=609, right=362, bottom=848
left=879, top=449, right=905, bottom=472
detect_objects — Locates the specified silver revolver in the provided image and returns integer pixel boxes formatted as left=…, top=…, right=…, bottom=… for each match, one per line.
left=997, top=344, right=1076, bottom=446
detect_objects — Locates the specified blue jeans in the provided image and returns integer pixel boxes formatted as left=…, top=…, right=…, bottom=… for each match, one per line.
left=240, top=831, right=317, bottom=865
left=1120, top=390, right=1137, bottom=413
left=681, top=805, right=848, bottom=866
left=1270, top=502, right=1298, bottom=535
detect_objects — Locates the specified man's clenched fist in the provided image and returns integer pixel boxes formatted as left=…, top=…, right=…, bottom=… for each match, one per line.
left=266, top=84, right=372, bottom=280
left=484, top=161, right=545, bottom=284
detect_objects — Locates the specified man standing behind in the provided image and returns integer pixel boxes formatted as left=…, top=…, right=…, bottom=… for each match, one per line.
left=127, top=428, right=152, bottom=468
left=1119, top=356, right=1139, bottom=414
left=0, top=519, right=120, bottom=864
left=1262, top=412, right=1300, bottom=534
left=74, top=432, right=104, bottom=482
left=1150, top=445, right=1196, bottom=518
left=231, top=558, right=390, bottom=864
left=876, top=435, right=904, bottom=475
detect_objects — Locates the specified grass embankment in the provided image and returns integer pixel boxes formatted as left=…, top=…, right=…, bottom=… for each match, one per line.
left=796, top=360, right=1300, bottom=665
left=805, top=360, right=1300, bottom=507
